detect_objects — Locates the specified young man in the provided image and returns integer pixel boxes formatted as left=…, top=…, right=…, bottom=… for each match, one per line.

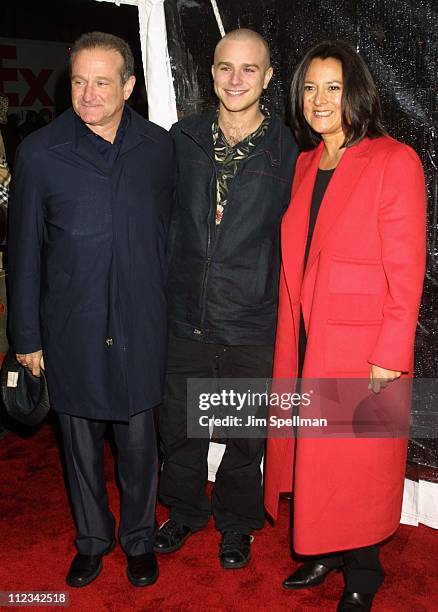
left=156, top=28, right=298, bottom=568
left=8, top=32, right=175, bottom=587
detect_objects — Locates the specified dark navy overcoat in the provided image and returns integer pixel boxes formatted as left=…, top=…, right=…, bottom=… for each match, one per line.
left=7, top=106, right=175, bottom=421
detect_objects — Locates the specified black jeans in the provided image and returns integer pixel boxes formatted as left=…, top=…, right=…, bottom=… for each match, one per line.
left=59, top=409, right=158, bottom=556
left=158, top=335, right=273, bottom=534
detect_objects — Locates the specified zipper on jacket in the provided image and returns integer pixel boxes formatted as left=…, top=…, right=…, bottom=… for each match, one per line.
left=180, top=128, right=271, bottom=335
left=198, top=151, right=267, bottom=332
left=180, top=128, right=217, bottom=335
left=199, top=169, right=216, bottom=332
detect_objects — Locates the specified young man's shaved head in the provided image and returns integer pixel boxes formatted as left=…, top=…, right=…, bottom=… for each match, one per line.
left=211, top=27, right=274, bottom=120
left=214, top=28, right=271, bottom=69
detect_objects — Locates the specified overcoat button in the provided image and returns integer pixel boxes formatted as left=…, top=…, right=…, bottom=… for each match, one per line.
left=105, top=337, right=113, bottom=347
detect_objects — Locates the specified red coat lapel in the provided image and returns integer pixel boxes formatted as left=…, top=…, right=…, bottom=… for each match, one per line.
left=281, top=143, right=323, bottom=300
left=304, top=138, right=372, bottom=280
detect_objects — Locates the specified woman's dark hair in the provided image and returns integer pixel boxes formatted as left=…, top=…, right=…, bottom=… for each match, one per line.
left=289, top=40, right=386, bottom=150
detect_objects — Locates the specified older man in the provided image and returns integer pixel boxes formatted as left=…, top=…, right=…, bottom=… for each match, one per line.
left=156, top=28, right=298, bottom=568
left=8, top=32, right=174, bottom=587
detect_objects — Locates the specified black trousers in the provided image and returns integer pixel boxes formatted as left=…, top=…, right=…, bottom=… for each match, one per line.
left=314, top=545, right=384, bottom=594
left=58, top=409, right=158, bottom=556
left=158, top=335, right=273, bottom=535
left=297, top=315, right=385, bottom=594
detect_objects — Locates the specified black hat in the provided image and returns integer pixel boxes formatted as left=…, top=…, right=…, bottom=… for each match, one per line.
left=0, top=349, right=50, bottom=426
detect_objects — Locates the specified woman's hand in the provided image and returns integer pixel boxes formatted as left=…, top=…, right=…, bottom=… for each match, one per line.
left=369, top=364, right=401, bottom=394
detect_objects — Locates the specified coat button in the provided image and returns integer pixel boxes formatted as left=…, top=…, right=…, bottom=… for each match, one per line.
left=105, top=337, right=113, bottom=347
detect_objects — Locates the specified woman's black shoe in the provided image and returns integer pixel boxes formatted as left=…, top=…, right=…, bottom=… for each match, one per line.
left=337, top=589, right=375, bottom=610
left=283, top=561, right=338, bottom=589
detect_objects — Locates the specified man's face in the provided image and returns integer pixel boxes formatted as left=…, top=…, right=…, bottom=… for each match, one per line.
left=211, top=38, right=273, bottom=114
left=71, top=48, right=135, bottom=131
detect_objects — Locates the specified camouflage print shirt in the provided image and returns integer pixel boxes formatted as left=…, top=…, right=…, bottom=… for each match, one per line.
left=212, top=111, right=270, bottom=225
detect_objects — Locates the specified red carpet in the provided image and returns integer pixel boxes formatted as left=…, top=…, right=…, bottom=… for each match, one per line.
left=0, top=421, right=437, bottom=611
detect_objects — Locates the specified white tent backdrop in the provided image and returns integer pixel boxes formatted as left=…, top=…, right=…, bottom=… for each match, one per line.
left=97, top=0, right=176, bottom=128
left=95, top=0, right=437, bottom=531
left=136, top=0, right=176, bottom=128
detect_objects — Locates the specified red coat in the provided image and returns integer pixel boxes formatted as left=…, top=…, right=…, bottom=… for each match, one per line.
left=264, top=136, right=426, bottom=554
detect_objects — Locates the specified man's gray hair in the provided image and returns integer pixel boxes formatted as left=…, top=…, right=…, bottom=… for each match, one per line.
left=70, top=32, right=134, bottom=84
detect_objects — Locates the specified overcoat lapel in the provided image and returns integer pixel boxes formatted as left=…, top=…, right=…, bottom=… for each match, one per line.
left=48, top=108, right=109, bottom=175
left=119, top=110, right=161, bottom=158
left=71, top=133, right=109, bottom=175
left=304, top=138, right=372, bottom=279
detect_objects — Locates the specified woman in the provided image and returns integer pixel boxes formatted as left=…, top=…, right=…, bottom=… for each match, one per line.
left=264, top=41, right=426, bottom=611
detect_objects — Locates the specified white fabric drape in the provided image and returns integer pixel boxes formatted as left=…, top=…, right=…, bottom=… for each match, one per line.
left=137, top=0, right=177, bottom=129
left=401, top=478, right=438, bottom=528
left=95, top=0, right=177, bottom=129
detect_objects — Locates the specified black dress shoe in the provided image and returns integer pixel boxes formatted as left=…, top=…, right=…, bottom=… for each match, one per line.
left=282, top=561, right=338, bottom=590
left=219, top=532, right=252, bottom=569
left=127, top=552, right=158, bottom=587
left=337, top=590, right=375, bottom=611
left=153, top=519, right=193, bottom=553
left=66, top=554, right=103, bottom=587
left=66, top=542, right=114, bottom=587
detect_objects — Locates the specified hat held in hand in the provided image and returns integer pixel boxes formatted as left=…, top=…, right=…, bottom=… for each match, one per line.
left=1, top=348, right=50, bottom=426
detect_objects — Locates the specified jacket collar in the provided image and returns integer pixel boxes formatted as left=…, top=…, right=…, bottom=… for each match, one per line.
left=48, top=106, right=158, bottom=173
left=295, top=138, right=372, bottom=279
left=179, top=108, right=284, bottom=167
